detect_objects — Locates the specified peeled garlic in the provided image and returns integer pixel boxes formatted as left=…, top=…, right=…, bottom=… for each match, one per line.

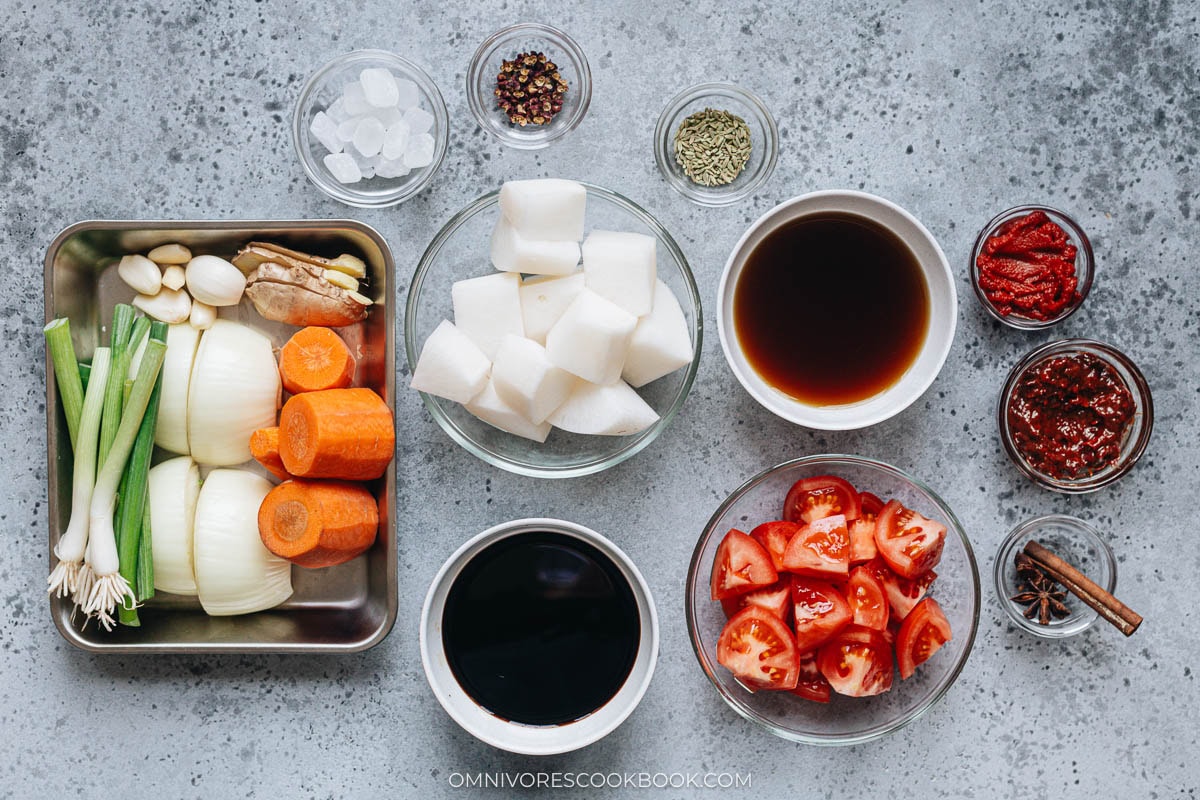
left=189, top=299, right=217, bottom=330
left=118, top=254, right=163, bottom=296
left=186, top=255, right=245, bottom=307
left=148, top=243, right=192, bottom=265
left=161, top=264, right=186, bottom=291
left=132, top=287, right=192, bottom=323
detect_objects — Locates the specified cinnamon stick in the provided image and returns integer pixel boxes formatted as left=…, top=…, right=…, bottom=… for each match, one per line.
left=1022, top=540, right=1142, bottom=636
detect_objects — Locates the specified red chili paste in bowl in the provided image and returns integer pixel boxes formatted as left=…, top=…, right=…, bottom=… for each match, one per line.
left=976, top=210, right=1081, bottom=321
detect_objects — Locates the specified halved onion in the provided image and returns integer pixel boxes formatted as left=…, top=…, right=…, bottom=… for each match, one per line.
left=154, top=323, right=201, bottom=455
left=147, top=455, right=200, bottom=596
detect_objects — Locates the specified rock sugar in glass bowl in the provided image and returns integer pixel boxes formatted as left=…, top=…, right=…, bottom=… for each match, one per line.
left=293, top=50, right=449, bottom=208
left=998, top=338, right=1153, bottom=493
left=685, top=455, right=979, bottom=745
left=970, top=205, right=1094, bottom=329
left=654, top=82, right=779, bottom=207
left=467, top=23, right=591, bottom=150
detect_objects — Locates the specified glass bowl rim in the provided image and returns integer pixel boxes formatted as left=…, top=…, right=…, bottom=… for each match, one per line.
left=969, top=204, right=1095, bottom=330
left=684, top=453, right=981, bottom=745
left=292, top=48, right=450, bottom=208
left=404, top=181, right=704, bottom=479
left=996, top=337, right=1154, bottom=493
left=653, top=81, right=780, bottom=207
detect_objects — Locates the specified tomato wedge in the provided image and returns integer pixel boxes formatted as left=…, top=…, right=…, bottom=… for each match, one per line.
left=716, top=605, right=800, bottom=690
left=781, top=514, right=850, bottom=580
left=896, top=597, right=952, bottom=679
left=848, top=492, right=883, bottom=563
left=791, top=650, right=832, bottom=703
left=783, top=476, right=861, bottom=524
left=721, top=577, right=793, bottom=624
left=749, top=520, right=800, bottom=572
left=790, top=577, right=852, bottom=652
left=711, top=529, right=778, bottom=601
left=874, top=500, right=946, bottom=579
left=865, top=557, right=937, bottom=620
left=846, top=565, right=889, bottom=631
left=816, top=625, right=894, bottom=697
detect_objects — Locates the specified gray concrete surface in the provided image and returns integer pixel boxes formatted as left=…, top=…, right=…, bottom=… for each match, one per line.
left=3, top=1, right=1198, bottom=797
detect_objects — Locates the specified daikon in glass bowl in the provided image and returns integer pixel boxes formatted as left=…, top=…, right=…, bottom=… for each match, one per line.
left=685, top=455, right=980, bottom=745
left=404, top=183, right=702, bottom=479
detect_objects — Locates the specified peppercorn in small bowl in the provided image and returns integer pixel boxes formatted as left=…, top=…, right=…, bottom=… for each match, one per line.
left=997, top=338, right=1153, bottom=493
left=466, top=23, right=591, bottom=150
left=970, top=205, right=1094, bottom=329
left=994, top=515, right=1117, bottom=639
left=654, top=82, right=779, bottom=207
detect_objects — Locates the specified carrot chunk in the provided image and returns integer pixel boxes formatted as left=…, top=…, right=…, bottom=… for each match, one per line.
left=279, top=326, right=355, bottom=394
left=278, top=387, right=394, bottom=480
left=258, top=479, right=379, bottom=568
left=250, top=427, right=291, bottom=481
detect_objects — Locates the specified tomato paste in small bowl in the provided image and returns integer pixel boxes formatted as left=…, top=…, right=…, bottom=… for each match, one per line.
left=970, top=205, right=1094, bottom=329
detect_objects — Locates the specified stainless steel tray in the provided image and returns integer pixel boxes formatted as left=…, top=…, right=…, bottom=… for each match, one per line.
left=44, top=220, right=397, bottom=653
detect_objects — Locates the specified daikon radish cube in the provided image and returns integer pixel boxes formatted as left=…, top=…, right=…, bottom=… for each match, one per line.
left=499, top=179, right=586, bottom=242
left=465, top=378, right=552, bottom=443
left=546, top=379, right=660, bottom=436
left=622, top=279, right=694, bottom=387
left=545, top=289, right=637, bottom=385
left=520, top=272, right=585, bottom=345
left=492, top=335, right=575, bottom=424
left=582, top=230, right=657, bottom=317
left=409, top=320, right=491, bottom=403
left=490, top=219, right=581, bottom=276
left=451, top=272, right=524, bottom=359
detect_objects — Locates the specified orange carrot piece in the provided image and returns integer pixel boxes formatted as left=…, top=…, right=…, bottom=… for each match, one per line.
left=279, top=326, right=355, bottom=394
left=250, top=427, right=291, bottom=481
left=258, top=479, right=379, bottom=568
left=278, top=387, right=395, bottom=480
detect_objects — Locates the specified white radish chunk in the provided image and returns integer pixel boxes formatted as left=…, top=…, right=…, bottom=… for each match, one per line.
left=451, top=272, right=524, bottom=359
left=544, top=289, right=637, bottom=385
left=519, top=272, right=585, bottom=345
left=410, top=320, right=491, bottom=404
left=622, top=279, right=694, bottom=387
left=582, top=230, right=657, bottom=317
left=465, top=378, right=552, bottom=443
left=492, top=335, right=575, bottom=424
left=499, top=179, right=586, bottom=242
left=490, top=219, right=581, bottom=276
left=546, top=379, right=660, bottom=436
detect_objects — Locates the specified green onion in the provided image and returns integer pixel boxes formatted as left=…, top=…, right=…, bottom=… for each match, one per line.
left=79, top=362, right=91, bottom=391
left=136, top=498, right=155, bottom=603
left=97, top=305, right=135, bottom=468
left=44, top=318, right=85, bottom=451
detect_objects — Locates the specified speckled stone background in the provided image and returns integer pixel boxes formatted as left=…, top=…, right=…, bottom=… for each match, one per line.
left=3, top=1, right=1198, bottom=797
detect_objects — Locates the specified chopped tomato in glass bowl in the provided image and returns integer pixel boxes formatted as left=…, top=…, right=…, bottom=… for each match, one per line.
left=685, top=454, right=980, bottom=746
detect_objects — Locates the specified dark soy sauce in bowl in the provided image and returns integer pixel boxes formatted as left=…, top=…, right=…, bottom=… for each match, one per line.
left=441, top=531, right=640, bottom=726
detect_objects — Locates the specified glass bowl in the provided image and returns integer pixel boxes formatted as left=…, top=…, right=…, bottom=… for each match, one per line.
left=685, top=455, right=980, bottom=745
left=969, top=205, right=1094, bottom=329
left=293, top=49, right=449, bottom=208
left=994, top=514, right=1116, bottom=639
left=998, top=338, right=1153, bottom=493
left=466, top=23, right=591, bottom=150
left=654, top=82, right=779, bottom=207
left=404, top=183, right=702, bottom=479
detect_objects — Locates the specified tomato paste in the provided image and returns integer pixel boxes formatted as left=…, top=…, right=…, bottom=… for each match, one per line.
left=1006, top=352, right=1135, bottom=480
left=976, top=210, right=1081, bottom=320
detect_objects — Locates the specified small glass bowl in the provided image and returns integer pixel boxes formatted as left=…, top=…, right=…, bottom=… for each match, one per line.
left=293, top=50, right=449, bottom=208
left=994, top=515, right=1117, bottom=638
left=685, top=455, right=980, bottom=745
left=970, top=205, right=1094, bottom=329
left=466, top=23, right=591, bottom=150
left=654, top=82, right=779, bottom=207
left=998, top=338, right=1153, bottom=493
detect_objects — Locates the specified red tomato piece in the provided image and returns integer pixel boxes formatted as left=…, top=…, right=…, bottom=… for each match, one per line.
left=711, top=529, right=778, bottom=601
left=874, top=500, right=946, bottom=579
left=896, top=597, right=952, bottom=679
left=816, top=625, right=894, bottom=697
left=783, top=476, right=862, bottom=524
left=846, top=565, right=889, bottom=631
left=790, top=577, right=852, bottom=652
left=848, top=492, right=883, bottom=563
left=790, top=650, right=832, bottom=703
left=716, top=605, right=801, bottom=690
left=721, top=577, right=793, bottom=624
left=781, top=515, right=850, bottom=580
left=749, top=520, right=800, bottom=572
left=865, top=557, right=937, bottom=620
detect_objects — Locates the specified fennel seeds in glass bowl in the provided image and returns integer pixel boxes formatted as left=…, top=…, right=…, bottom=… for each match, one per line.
left=674, top=108, right=753, bottom=187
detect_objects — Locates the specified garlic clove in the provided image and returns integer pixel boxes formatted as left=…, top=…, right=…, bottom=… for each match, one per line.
left=118, top=254, right=163, bottom=296
left=161, top=264, right=186, bottom=291
left=190, top=299, right=217, bottom=330
left=186, top=255, right=246, bottom=307
left=132, top=287, right=192, bottom=323
left=147, top=243, right=192, bottom=265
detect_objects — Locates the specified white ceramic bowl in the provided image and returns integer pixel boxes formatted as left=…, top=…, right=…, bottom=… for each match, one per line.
left=419, top=518, right=659, bottom=755
left=717, top=190, right=957, bottom=430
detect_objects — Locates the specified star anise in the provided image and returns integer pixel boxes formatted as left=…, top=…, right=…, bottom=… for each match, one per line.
left=1010, top=553, right=1071, bottom=625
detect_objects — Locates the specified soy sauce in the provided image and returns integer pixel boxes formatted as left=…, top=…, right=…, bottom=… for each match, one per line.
left=734, top=213, right=930, bottom=406
left=442, top=531, right=640, bottom=726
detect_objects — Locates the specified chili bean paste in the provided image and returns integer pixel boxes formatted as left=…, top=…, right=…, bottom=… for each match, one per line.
left=977, top=210, right=1080, bottom=320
